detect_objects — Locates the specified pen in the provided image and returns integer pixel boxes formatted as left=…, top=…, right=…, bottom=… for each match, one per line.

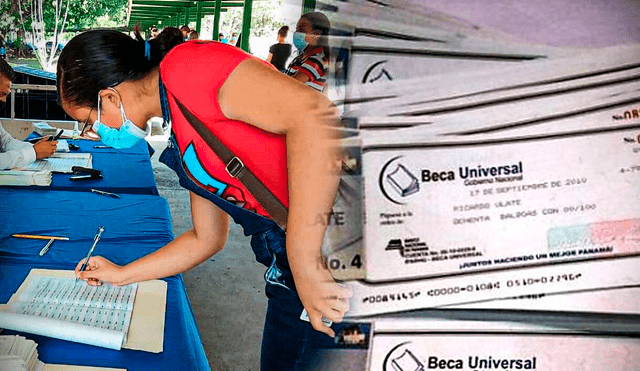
left=91, top=189, right=120, bottom=198
left=77, top=226, right=105, bottom=284
left=12, top=234, right=70, bottom=241
left=39, top=239, right=55, bottom=256
left=47, top=130, right=64, bottom=141
left=93, top=145, right=112, bottom=149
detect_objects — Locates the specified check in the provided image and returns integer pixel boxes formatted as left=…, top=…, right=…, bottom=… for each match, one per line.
left=363, top=125, right=640, bottom=282
left=368, top=320, right=640, bottom=371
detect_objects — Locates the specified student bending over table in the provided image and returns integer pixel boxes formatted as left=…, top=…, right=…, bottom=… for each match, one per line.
left=56, top=27, right=351, bottom=370
left=0, top=59, right=57, bottom=169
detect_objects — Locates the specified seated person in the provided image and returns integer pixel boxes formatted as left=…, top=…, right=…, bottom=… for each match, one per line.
left=0, top=58, right=57, bottom=169
left=285, top=12, right=331, bottom=92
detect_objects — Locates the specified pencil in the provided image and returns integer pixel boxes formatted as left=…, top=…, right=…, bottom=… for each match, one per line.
left=12, top=234, right=69, bottom=241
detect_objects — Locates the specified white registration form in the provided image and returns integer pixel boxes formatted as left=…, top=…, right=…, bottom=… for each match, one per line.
left=0, top=274, right=138, bottom=350
left=21, top=153, right=92, bottom=173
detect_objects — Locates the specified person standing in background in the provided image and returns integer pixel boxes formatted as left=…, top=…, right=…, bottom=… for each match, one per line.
left=187, top=30, right=199, bottom=41
left=266, top=26, right=293, bottom=73
left=180, top=25, right=191, bottom=41
left=285, top=12, right=331, bottom=92
left=0, top=34, right=6, bottom=60
left=228, top=32, right=238, bottom=45
left=149, top=26, right=159, bottom=39
left=0, top=58, right=57, bottom=169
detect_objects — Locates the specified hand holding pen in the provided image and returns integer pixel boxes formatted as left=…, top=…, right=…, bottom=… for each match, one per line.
left=49, top=129, right=64, bottom=141
left=75, top=226, right=129, bottom=286
left=76, top=226, right=105, bottom=284
left=33, top=137, right=57, bottom=159
left=75, top=255, right=126, bottom=286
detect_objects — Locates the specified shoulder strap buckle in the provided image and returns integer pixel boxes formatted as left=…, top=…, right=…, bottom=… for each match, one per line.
left=225, top=156, right=244, bottom=178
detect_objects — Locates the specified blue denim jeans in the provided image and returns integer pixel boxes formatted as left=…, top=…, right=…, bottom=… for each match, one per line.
left=159, top=137, right=354, bottom=370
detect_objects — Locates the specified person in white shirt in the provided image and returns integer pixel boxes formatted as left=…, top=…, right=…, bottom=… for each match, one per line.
left=0, top=58, right=57, bottom=170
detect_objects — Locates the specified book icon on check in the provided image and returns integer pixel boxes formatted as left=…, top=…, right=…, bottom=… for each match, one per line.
left=391, top=349, right=424, bottom=371
left=386, top=164, right=420, bottom=197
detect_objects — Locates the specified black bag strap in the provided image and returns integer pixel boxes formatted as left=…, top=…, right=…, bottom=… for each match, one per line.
left=173, top=98, right=289, bottom=230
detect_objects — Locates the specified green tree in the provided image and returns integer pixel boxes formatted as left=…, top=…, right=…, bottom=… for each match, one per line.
left=51, top=0, right=126, bottom=32
left=1, top=0, right=126, bottom=69
left=221, top=0, right=286, bottom=39
left=1, top=0, right=126, bottom=39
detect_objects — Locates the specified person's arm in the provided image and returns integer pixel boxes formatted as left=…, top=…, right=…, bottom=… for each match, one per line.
left=0, top=124, right=58, bottom=169
left=266, top=44, right=275, bottom=64
left=290, top=54, right=325, bottom=87
left=0, top=123, right=36, bottom=169
left=291, top=71, right=310, bottom=84
left=219, top=58, right=351, bottom=337
left=76, top=191, right=230, bottom=285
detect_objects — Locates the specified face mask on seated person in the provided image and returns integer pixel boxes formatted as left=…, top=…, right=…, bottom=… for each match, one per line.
left=293, top=32, right=309, bottom=51
left=92, top=88, right=149, bottom=149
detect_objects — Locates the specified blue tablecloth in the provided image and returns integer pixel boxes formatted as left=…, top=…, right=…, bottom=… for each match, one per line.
left=49, top=148, right=159, bottom=195
left=7, top=136, right=159, bottom=195
left=0, top=188, right=210, bottom=371
left=0, top=264, right=210, bottom=371
left=0, top=189, right=173, bottom=267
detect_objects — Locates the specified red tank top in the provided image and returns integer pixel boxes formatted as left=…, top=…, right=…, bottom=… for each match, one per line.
left=160, top=41, right=289, bottom=219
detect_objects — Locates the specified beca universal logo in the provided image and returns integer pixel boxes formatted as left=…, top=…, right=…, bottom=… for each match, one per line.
left=383, top=342, right=426, bottom=371
left=379, top=156, right=421, bottom=205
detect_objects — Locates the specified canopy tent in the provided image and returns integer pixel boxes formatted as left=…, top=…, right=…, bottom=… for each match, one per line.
left=126, top=0, right=317, bottom=52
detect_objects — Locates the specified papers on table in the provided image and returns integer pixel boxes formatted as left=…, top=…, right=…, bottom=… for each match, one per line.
left=0, top=272, right=138, bottom=350
left=20, top=153, right=92, bottom=174
left=0, top=269, right=167, bottom=353
left=0, top=335, right=127, bottom=371
left=32, top=122, right=57, bottom=137
left=0, top=170, right=51, bottom=186
left=56, top=140, right=69, bottom=153
left=0, top=335, right=39, bottom=371
left=0, top=144, right=80, bottom=185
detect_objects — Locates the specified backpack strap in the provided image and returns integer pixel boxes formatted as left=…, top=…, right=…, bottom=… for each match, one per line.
left=173, top=97, right=289, bottom=231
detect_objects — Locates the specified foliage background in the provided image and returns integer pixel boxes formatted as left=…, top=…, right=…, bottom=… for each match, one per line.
left=0, top=0, right=127, bottom=40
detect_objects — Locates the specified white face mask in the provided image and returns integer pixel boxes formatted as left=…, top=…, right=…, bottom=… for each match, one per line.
left=91, top=88, right=149, bottom=149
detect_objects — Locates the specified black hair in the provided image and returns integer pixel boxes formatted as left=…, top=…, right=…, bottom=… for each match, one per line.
left=56, top=26, right=183, bottom=109
left=180, top=25, right=190, bottom=32
left=301, top=12, right=331, bottom=59
left=0, top=57, right=15, bottom=81
left=278, top=25, right=289, bottom=38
